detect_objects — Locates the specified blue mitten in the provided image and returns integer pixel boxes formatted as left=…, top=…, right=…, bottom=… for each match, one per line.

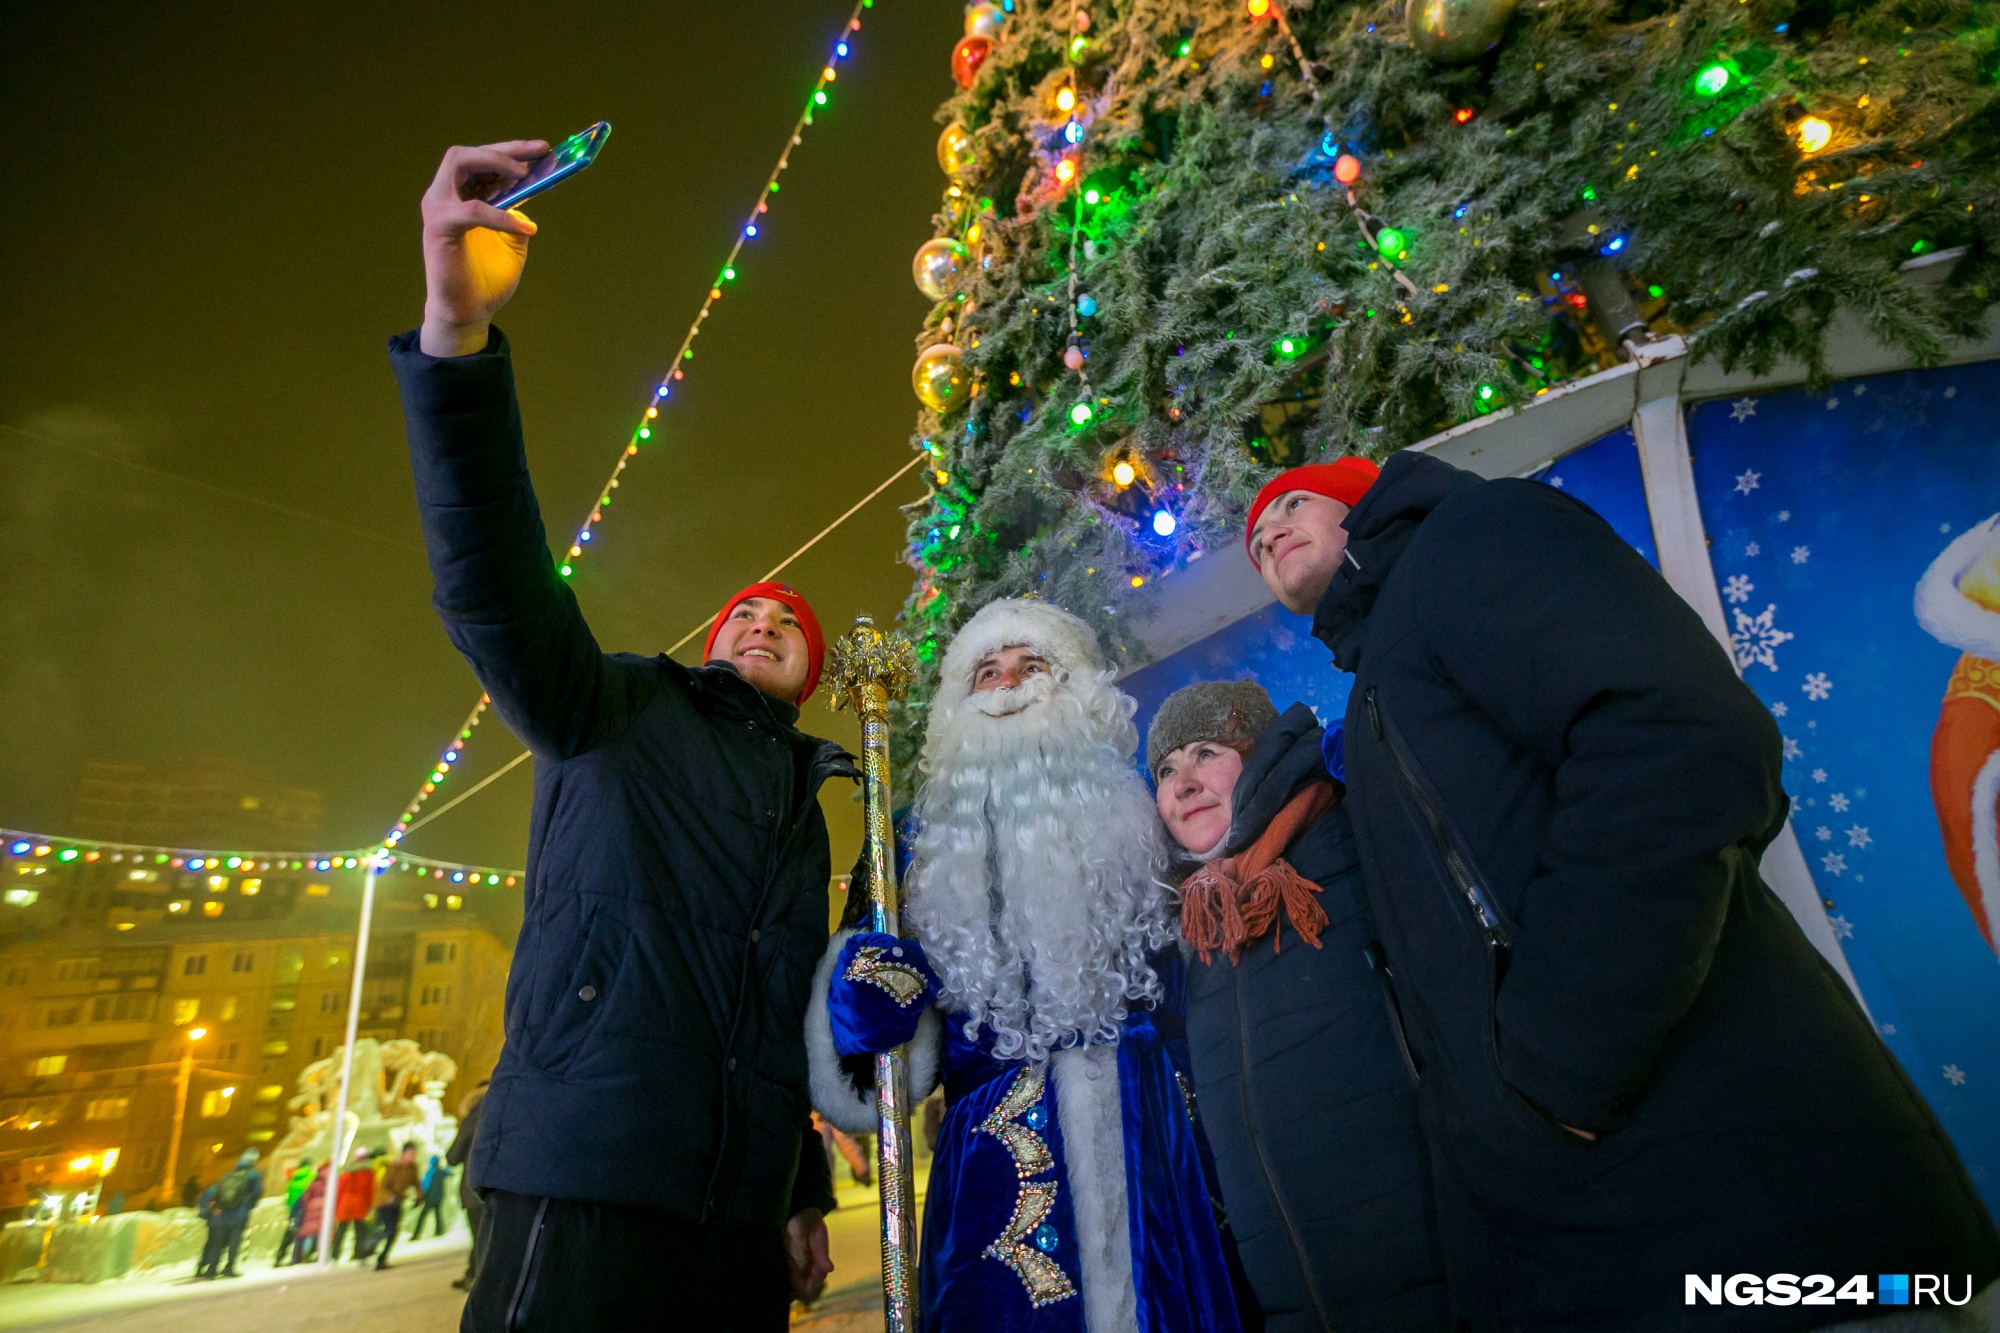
left=829, top=932, right=938, bottom=1057
left=1321, top=719, right=1346, bottom=784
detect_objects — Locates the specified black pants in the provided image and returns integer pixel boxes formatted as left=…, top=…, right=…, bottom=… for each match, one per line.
left=462, top=1191, right=790, bottom=1333
left=373, top=1202, right=403, bottom=1267
left=198, top=1218, right=244, bottom=1276
left=412, top=1199, right=446, bottom=1238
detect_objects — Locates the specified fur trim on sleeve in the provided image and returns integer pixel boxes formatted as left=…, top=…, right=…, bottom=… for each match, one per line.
left=1917, top=515, right=2000, bottom=660
left=806, top=928, right=945, bottom=1135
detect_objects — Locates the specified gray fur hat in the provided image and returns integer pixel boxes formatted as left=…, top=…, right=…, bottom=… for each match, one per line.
left=1146, top=680, right=1278, bottom=778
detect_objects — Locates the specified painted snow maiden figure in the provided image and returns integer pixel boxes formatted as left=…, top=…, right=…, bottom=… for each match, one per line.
left=806, top=598, right=1243, bottom=1333
left=1149, top=680, right=1450, bottom=1333
left=1243, top=456, right=2000, bottom=1330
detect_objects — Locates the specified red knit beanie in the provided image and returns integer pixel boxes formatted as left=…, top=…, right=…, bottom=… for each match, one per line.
left=703, top=581, right=827, bottom=705
left=1243, top=458, right=1382, bottom=556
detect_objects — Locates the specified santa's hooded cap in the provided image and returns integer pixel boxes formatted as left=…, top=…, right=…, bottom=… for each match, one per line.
left=932, top=597, right=1104, bottom=712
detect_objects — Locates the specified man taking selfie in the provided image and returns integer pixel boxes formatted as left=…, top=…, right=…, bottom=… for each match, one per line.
left=387, top=140, right=850, bottom=1332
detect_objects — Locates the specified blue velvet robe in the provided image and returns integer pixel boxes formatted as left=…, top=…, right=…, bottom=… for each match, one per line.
left=910, top=957, right=1243, bottom=1333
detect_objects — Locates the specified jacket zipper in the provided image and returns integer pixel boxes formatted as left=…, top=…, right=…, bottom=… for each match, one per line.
left=1364, top=939, right=1421, bottom=1085
left=699, top=741, right=855, bottom=1224
left=1365, top=688, right=1512, bottom=950
left=1231, top=963, right=1337, bottom=1333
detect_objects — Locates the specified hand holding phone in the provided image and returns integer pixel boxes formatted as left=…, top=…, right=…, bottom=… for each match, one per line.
left=416, top=124, right=611, bottom=358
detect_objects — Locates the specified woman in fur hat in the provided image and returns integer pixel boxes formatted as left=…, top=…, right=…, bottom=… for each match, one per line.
left=1150, top=681, right=1450, bottom=1333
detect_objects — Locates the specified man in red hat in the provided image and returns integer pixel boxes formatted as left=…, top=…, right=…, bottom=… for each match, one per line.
left=385, top=140, right=851, bottom=1331
left=1241, top=449, right=1998, bottom=1328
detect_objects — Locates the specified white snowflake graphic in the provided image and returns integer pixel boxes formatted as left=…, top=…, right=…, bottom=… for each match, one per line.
left=1549, top=476, right=1565, bottom=488
left=1821, top=852, right=1847, bottom=875
left=1803, top=672, right=1833, bottom=701
left=1852, top=384, right=1866, bottom=396
left=1815, top=826, right=1833, bottom=841
left=1783, top=737, right=1803, bottom=761
left=1724, top=574, right=1755, bottom=604
left=1846, top=825, right=1872, bottom=849
left=1772, top=701, right=1789, bottom=717
left=1731, top=604, right=1795, bottom=672
left=1812, top=768, right=1829, bottom=784
left=1829, top=793, right=1851, bottom=813
left=1944, top=386, right=1958, bottom=399
left=1745, top=541, right=1761, bottom=557
left=1734, top=468, right=1762, bottom=495
left=1778, top=510, right=1791, bottom=522
left=1730, top=398, right=1758, bottom=422
left=1791, top=545, right=1811, bottom=564
left=1944, top=1065, right=1967, bottom=1087
left=1829, top=915, right=1854, bottom=939
left=1881, top=1024, right=1898, bottom=1036
left=1826, top=397, right=1840, bottom=410
left=1942, top=522, right=1953, bottom=534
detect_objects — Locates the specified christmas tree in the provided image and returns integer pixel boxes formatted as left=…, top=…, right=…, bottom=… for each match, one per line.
left=891, top=0, right=1999, bottom=758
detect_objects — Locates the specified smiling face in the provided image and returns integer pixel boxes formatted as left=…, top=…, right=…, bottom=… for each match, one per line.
left=1248, top=489, right=1352, bottom=614
left=1154, top=741, right=1246, bottom=857
left=707, top=596, right=810, bottom=704
left=970, top=644, right=1052, bottom=695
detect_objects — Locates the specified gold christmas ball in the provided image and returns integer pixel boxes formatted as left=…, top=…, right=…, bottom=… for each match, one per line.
left=912, top=344, right=968, bottom=412
left=936, top=123, right=978, bottom=182
left=963, top=2, right=1008, bottom=38
left=1406, top=0, right=1516, bottom=62
left=913, top=238, right=970, bottom=302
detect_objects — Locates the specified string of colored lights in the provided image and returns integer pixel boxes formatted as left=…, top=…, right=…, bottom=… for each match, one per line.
left=2, top=828, right=521, bottom=885
left=390, top=450, right=933, bottom=840
left=378, top=0, right=879, bottom=857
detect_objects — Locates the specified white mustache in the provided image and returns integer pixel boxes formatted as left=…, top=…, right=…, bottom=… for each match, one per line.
left=966, top=672, right=1059, bottom=717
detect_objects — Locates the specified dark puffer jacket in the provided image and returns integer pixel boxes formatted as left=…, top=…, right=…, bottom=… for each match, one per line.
left=390, top=328, right=848, bottom=1228
left=1183, top=704, right=1451, bottom=1333
left=1317, top=449, right=1999, bottom=1330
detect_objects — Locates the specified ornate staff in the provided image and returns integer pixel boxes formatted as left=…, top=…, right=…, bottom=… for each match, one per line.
left=825, top=615, right=921, bottom=1333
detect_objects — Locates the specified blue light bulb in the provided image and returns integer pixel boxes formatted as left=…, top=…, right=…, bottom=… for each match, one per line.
left=1077, top=294, right=1097, bottom=317
left=1153, top=510, right=1176, bottom=536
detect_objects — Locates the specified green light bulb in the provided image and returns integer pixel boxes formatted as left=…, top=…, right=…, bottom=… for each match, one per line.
left=1375, top=227, right=1406, bottom=258
left=560, top=564, right=573, bottom=577
left=814, top=90, right=828, bottom=106
left=1694, top=64, right=1730, bottom=95
left=1083, top=189, right=1101, bottom=204
left=638, top=427, right=650, bottom=439
left=722, top=267, right=736, bottom=280
left=1070, top=402, right=1094, bottom=426
left=1647, top=284, right=1665, bottom=299
left=1277, top=338, right=1297, bottom=357
left=1478, top=385, right=1495, bottom=401
left=1178, top=41, right=1191, bottom=55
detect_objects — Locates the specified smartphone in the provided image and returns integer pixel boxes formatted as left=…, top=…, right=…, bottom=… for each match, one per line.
left=485, top=122, right=612, bottom=212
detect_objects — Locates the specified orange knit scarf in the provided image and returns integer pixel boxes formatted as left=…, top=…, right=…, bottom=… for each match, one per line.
left=1179, top=781, right=1337, bottom=965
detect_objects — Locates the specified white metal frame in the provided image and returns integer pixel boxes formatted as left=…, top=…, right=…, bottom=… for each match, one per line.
left=1134, top=261, right=2000, bottom=1003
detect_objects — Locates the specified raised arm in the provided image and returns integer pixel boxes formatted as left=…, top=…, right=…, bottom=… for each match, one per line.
left=1413, top=480, right=1788, bottom=1134
left=387, top=142, right=655, bottom=759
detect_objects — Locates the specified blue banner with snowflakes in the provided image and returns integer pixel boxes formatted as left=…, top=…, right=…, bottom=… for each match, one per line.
left=1688, top=361, right=2000, bottom=1208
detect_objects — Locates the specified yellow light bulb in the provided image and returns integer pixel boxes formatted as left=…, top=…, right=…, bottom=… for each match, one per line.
left=1112, top=460, right=1136, bottom=487
left=1797, top=116, right=1832, bottom=153
left=1056, top=87, right=1075, bottom=112
left=1055, top=158, right=1077, bottom=182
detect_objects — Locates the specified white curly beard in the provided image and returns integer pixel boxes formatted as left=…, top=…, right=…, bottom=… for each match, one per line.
left=907, top=665, right=1174, bottom=1063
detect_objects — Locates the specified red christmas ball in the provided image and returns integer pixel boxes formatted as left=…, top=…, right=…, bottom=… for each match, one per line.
left=1334, top=154, right=1362, bottom=185
left=952, top=34, right=994, bottom=88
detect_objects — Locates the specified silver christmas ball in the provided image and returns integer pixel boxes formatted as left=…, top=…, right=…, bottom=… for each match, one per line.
left=1406, top=0, right=1516, bottom=62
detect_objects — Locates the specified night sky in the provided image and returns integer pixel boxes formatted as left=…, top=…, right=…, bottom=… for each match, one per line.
left=0, top=1, right=964, bottom=872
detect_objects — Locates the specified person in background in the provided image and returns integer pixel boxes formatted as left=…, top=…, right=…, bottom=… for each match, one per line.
left=1150, top=680, right=1450, bottom=1332
left=448, top=1081, right=485, bottom=1292
left=179, top=1174, right=201, bottom=1210
left=273, top=1157, right=315, bottom=1266
left=389, top=141, right=850, bottom=1331
left=354, top=1147, right=388, bottom=1261
left=290, top=1163, right=330, bottom=1265
left=372, top=1144, right=421, bottom=1270
left=411, top=1154, right=449, bottom=1240
left=194, top=1148, right=264, bottom=1280
left=332, top=1147, right=376, bottom=1261
left=1243, top=454, right=2000, bottom=1327
left=103, top=1191, right=124, bottom=1216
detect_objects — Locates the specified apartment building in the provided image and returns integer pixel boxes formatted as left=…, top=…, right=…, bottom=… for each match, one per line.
left=0, top=847, right=515, bottom=1213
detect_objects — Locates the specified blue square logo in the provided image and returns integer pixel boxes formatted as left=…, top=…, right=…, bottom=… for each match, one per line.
left=1879, top=1275, right=1911, bottom=1306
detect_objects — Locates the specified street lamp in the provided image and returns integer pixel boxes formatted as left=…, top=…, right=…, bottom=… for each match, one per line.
left=158, top=1026, right=207, bottom=1206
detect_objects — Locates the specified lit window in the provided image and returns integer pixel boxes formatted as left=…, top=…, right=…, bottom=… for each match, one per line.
left=84, top=1096, right=130, bottom=1120
left=199, top=1087, right=236, bottom=1118
left=240, top=878, right=261, bottom=896
left=29, top=1055, right=66, bottom=1077
left=305, top=883, right=330, bottom=897
left=202, top=901, right=224, bottom=917
left=172, top=998, right=200, bottom=1025
left=219, top=996, right=238, bottom=1022
left=255, top=1084, right=283, bottom=1102
left=3, top=888, right=36, bottom=907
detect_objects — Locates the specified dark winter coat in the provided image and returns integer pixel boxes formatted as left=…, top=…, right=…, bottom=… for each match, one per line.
left=1315, top=449, right=2000, bottom=1330
left=1183, top=703, right=1450, bottom=1333
left=389, top=327, right=847, bottom=1228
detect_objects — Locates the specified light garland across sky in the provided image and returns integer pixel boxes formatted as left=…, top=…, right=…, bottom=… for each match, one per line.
left=3, top=827, right=522, bottom=887
left=381, top=0, right=879, bottom=856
